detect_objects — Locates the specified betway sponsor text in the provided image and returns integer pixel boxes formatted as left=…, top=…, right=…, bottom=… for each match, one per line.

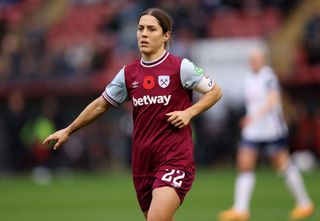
left=133, top=95, right=172, bottom=106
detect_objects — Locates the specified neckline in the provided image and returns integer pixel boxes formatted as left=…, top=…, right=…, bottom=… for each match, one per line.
left=140, top=50, right=169, bottom=68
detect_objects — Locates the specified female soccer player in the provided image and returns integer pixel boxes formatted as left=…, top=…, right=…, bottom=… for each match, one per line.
left=218, top=48, right=314, bottom=221
left=44, top=8, right=222, bottom=221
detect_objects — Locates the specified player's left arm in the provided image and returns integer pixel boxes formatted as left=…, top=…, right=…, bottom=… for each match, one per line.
left=241, top=71, right=280, bottom=128
left=166, top=79, right=222, bottom=129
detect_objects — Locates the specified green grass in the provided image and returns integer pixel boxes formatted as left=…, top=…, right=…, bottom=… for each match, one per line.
left=0, top=168, right=319, bottom=221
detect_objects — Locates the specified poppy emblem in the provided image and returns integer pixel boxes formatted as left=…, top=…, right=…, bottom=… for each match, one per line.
left=143, top=75, right=155, bottom=89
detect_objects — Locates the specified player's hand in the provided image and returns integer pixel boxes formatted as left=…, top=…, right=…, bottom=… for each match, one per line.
left=166, top=110, right=192, bottom=129
left=239, top=116, right=254, bottom=128
left=43, top=128, right=70, bottom=150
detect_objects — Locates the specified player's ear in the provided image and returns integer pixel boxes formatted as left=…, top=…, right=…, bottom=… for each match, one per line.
left=163, top=31, right=170, bottom=43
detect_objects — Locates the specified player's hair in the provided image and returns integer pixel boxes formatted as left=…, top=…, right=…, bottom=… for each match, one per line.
left=138, top=8, right=173, bottom=48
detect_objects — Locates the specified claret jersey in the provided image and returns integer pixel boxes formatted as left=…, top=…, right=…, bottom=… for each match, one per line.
left=102, top=50, right=214, bottom=178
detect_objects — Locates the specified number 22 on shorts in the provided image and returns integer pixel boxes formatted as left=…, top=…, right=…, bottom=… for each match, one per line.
left=161, top=169, right=185, bottom=188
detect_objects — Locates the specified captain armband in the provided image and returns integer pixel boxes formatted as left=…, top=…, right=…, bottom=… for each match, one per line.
left=194, top=76, right=214, bottom=94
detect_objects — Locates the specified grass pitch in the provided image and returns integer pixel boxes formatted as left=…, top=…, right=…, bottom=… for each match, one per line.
left=0, top=168, right=319, bottom=221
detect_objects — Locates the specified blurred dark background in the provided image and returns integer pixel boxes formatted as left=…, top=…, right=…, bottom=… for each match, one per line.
left=0, top=0, right=319, bottom=177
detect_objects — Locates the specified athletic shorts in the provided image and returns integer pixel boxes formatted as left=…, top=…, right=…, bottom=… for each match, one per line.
left=240, top=136, right=288, bottom=156
left=133, top=167, right=195, bottom=212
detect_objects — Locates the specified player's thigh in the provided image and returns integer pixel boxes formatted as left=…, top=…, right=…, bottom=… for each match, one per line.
left=270, top=149, right=290, bottom=172
left=237, top=146, right=258, bottom=171
left=146, top=186, right=180, bottom=221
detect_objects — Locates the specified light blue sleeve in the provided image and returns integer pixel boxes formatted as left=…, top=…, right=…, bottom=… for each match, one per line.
left=180, top=58, right=205, bottom=90
left=102, top=67, right=128, bottom=107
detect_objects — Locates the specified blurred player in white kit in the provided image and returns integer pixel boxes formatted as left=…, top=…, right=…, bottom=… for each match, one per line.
left=218, top=48, right=314, bottom=221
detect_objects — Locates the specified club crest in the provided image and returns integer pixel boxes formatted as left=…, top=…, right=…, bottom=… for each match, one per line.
left=158, top=75, right=170, bottom=88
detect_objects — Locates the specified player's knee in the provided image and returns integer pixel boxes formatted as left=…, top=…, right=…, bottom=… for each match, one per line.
left=237, top=166, right=254, bottom=173
left=277, top=161, right=297, bottom=177
left=236, top=150, right=257, bottom=172
left=237, top=162, right=255, bottom=172
left=147, top=210, right=169, bottom=221
left=274, top=162, right=288, bottom=174
left=271, top=152, right=290, bottom=173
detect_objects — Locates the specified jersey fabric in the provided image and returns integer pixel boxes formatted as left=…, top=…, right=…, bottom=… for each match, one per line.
left=102, top=50, right=214, bottom=211
left=241, top=66, right=288, bottom=141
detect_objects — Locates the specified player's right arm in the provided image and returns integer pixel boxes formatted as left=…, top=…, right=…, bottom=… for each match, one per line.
left=44, top=67, right=128, bottom=150
left=43, top=96, right=110, bottom=150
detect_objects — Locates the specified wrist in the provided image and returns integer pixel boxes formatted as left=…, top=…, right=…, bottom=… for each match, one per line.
left=66, top=126, right=75, bottom=135
left=187, top=107, right=197, bottom=119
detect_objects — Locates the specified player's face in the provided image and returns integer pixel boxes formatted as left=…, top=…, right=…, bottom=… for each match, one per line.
left=137, top=15, right=169, bottom=57
left=249, top=53, right=265, bottom=73
left=248, top=49, right=265, bottom=73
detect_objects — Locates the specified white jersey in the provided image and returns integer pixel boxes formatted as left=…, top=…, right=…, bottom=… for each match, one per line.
left=241, top=66, right=288, bottom=141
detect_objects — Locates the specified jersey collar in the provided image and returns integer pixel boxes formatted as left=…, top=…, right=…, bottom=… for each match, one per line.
left=140, top=50, right=169, bottom=68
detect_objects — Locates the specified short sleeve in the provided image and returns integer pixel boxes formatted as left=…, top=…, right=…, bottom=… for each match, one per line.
left=102, top=67, right=128, bottom=107
left=180, top=58, right=214, bottom=93
left=264, top=68, right=279, bottom=91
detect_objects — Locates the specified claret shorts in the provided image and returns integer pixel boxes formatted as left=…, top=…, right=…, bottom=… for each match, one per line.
left=133, top=167, right=195, bottom=212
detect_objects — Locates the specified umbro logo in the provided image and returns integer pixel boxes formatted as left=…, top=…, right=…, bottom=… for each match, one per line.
left=131, top=81, right=139, bottom=88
